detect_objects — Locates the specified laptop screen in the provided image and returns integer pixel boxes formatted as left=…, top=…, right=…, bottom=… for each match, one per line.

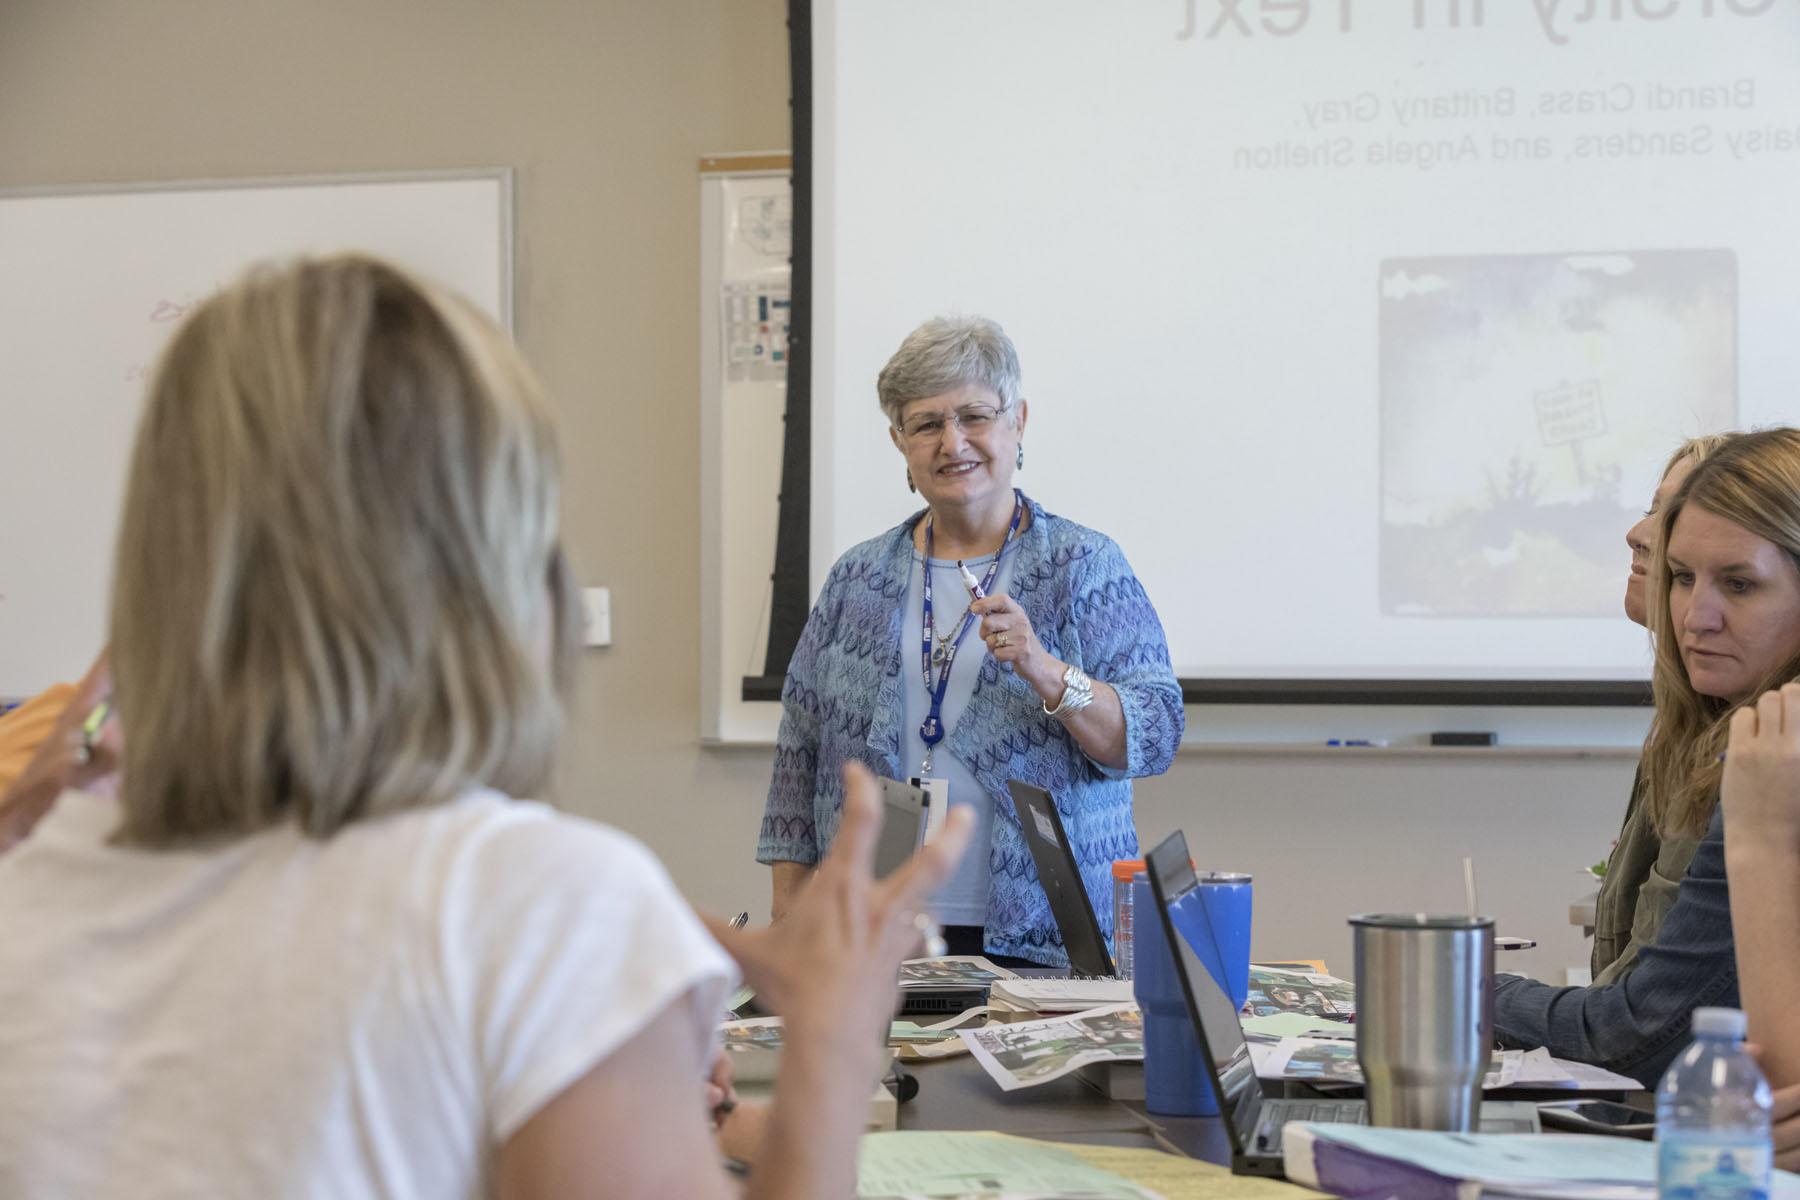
left=1145, top=831, right=1261, bottom=1136
left=1006, top=781, right=1114, bottom=978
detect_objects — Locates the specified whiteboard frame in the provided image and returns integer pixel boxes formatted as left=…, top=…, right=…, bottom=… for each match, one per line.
left=0, top=167, right=514, bottom=331
left=0, top=167, right=514, bottom=701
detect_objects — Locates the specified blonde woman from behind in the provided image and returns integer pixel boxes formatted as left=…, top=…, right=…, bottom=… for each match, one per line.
left=0, top=256, right=968, bottom=1200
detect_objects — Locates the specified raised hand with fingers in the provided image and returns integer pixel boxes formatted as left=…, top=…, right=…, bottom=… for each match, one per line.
left=0, top=651, right=120, bottom=852
left=1724, top=683, right=1800, bottom=1093
left=708, top=762, right=973, bottom=1050
left=702, top=762, right=972, bottom=1200
left=1723, top=682, right=1800, bottom=848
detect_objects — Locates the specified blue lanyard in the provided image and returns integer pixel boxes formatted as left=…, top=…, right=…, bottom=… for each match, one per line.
left=918, top=491, right=1024, bottom=762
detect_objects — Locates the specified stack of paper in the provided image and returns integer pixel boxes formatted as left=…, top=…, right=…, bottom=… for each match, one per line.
left=988, top=977, right=1135, bottom=1013
left=897, top=955, right=1019, bottom=989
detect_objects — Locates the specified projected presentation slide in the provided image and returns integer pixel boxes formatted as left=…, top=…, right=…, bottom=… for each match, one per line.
left=814, top=0, right=1800, bottom=683
left=1379, top=249, right=1737, bottom=619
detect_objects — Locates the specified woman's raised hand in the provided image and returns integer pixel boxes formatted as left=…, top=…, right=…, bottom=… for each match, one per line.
left=972, top=592, right=1063, bottom=700
left=0, top=652, right=121, bottom=851
left=707, top=762, right=973, bottom=1051
left=1723, top=682, right=1800, bottom=849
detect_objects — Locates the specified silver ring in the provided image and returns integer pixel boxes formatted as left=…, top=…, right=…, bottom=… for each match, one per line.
left=995, top=634, right=1008, bottom=649
left=72, top=740, right=92, bottom=767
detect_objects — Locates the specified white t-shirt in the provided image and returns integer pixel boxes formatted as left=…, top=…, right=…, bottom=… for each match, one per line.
left=0, top=788, right=735, bottom=1199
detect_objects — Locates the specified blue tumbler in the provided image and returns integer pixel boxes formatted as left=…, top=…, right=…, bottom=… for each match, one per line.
left=1133, top=871, right=1255, bottom=1116
left=1192, top=872, right=1253, bottom=1010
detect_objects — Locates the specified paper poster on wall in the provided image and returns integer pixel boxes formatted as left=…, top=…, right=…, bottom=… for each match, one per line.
left=734, top=192, right=792, bottom=258
left=720, top=280, right=790, bottom=383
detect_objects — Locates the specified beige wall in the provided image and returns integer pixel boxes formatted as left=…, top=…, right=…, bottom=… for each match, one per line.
left=2, top=1, right=1636, bottom=982
left=0, top=0, right=791, bottom=903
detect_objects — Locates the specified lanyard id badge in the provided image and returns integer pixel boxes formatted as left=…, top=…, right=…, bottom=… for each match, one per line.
left=918, top=490, right=1024, bottom=776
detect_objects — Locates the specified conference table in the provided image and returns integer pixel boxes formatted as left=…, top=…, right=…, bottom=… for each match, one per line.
left=896, top=1052, right=1236, bottom=1167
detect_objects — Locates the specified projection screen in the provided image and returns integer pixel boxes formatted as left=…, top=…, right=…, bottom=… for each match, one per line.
left=808, top=0, right=1800, bottom=694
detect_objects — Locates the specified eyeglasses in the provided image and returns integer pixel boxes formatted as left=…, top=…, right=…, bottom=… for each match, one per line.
left=897, top=403, right=1007, bottom=446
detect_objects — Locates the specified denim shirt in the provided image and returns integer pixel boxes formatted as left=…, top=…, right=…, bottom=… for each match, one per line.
left=756, top=494, right=1185, bottom=964
left=1493, top=805, right=1734, bottom=1086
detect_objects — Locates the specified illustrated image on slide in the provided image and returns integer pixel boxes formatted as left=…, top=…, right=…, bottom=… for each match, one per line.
left=1379, top=249, right=1737, bottom=618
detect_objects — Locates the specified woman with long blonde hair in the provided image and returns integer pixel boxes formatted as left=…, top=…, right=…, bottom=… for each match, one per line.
left=1589, top=433, right=1734, bottom=987
left=1495, top=427, right=1800, bottom=1084
left=0, top=255, right=969, bottom=1199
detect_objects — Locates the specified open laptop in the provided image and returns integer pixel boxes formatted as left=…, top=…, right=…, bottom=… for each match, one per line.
left=1143, top=830, right=1539, bottom=1178
left=1006, top=781, right=1114, bottom=979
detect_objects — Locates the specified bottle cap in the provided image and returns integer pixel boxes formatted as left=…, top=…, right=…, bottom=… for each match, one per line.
left=1692, top=1007, right=1747, bottom=1038
left=1112, top=859, right=1146, bottom=882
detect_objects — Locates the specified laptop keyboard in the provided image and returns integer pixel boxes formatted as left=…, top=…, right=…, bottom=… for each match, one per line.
left=1254, top=1101, right=1367, bottom=1155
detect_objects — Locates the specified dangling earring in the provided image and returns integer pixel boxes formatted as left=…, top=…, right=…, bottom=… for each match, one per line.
left=1016, top=444, right=1025, bottom=471
left=907, top=468, right=917, bottom=494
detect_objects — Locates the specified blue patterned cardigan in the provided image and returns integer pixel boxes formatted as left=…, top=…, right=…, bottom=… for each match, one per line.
left=756, top=494, right=1184, bottom=964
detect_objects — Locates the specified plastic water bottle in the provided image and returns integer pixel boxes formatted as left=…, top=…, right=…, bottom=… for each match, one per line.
left=1656, top=1007, right=1772, bottom=1199
left=1111, top=859, right=1143, bottom=980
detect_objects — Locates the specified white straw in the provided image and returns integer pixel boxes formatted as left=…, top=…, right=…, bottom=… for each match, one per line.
left=1462, top=856, right=1478, bottom=920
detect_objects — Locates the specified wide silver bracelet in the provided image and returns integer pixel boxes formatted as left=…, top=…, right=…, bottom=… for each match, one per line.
left=1043, top=663, right=1096, bottom=720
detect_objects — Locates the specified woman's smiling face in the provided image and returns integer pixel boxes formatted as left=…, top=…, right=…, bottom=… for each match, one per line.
left=892, top=385, right=1026, bottom=517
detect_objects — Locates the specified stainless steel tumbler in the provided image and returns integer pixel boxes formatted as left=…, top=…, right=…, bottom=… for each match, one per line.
left=1349, top=913, right=1494, bottom=1131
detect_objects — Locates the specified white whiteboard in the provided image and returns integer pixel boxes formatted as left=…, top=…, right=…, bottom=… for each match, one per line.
left=0, top=170, right=512, bottom=697
left=699, top=165, right=791, bottom=743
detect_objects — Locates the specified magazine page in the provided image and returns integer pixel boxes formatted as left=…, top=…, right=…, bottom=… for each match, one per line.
left=958, top=1004, right=1144, bottom=1092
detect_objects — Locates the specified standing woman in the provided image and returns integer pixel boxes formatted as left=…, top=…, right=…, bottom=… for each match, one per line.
left=758, top=316, right=1183, bottom=965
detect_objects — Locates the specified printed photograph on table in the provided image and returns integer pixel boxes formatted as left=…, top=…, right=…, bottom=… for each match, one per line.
left=959, top=1005, right=1144, bottom=1092
left=1379, top=249, right=1736, bottom=618
left=720, top=1016, right=785, bottom=1053
left=1263, top=1038, right=1527, bottom=1090
left=1269, top=1038, right=1366, bottom=1084
left=898, top=956, right=1018, bottom=988
left=1243, top=965, right=1356, bottom=1019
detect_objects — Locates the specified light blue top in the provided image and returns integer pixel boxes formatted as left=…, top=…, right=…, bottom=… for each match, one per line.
left=758, top=493, right=1184, bottom=965
left=902, top=546, right=1019, bottom=926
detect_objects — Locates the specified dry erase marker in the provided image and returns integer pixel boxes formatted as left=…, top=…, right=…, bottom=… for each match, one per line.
left=1325, top=738, right=1388, bottom=747
left=73, top=701, right=110, bottom=767
left=957, top=560, right=986, bottom=600
left=82, top=701, right=111, bottom=742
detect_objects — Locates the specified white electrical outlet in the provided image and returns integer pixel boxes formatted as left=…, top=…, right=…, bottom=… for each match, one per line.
left=581, top=587, right=612, bottom=647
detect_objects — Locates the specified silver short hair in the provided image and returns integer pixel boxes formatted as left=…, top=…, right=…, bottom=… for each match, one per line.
left=876, top=315, right=1022, bottom=427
